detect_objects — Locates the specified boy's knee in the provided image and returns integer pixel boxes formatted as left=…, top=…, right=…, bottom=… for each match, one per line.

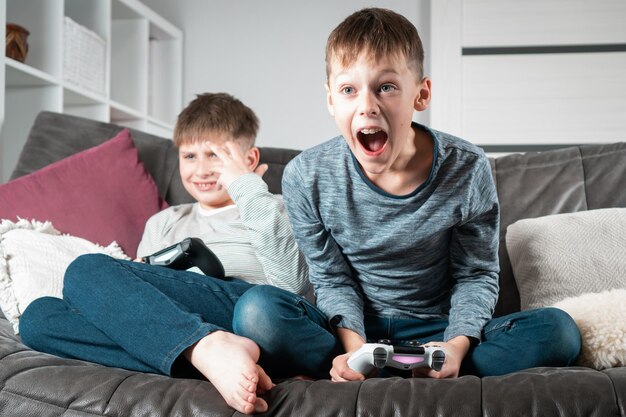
left=63, top=253, right=113, bottom=297
left=233, top=285, right=297, bottom=341
left=19, top=297, right=62, bottom=350
left=233, top=286, right=277, bottom=331
left=542, top=307, right=582, bottom=364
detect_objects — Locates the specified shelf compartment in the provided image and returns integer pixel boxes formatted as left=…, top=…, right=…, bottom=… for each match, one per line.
left=63, top=84, right=108, bottom=122
left=110, top=17, right=149, bottom=112
left=65, top=0, right=111, bottom=41
left=110, top=99, right=144, bottom=120
left=6, top=0, right=63, bottom=77
left=5, top=58, right=60, bottom=87
left=149, top=38, right=182, bottom=126
left=63, top=83, right=107, bottom=106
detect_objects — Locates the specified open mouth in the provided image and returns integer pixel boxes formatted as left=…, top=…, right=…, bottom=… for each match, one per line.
left=357, top=128, right=388, bottom=156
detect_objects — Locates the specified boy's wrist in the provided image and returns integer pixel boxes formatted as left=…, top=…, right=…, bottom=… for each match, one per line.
left=336, top=327, right=366, bottom=353
left=227, top=173, right=267, bottom=202
left=447, top=335, right=471, bottom=353
left=443, top=324, right=483, bottom=344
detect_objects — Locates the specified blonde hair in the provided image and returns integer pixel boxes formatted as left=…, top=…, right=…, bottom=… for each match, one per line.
left=173, top=93, right=259, bottom=148
left=325, top=8, right=425, bottom=79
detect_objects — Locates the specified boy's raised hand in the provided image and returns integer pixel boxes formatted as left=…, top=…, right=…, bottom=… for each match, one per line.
left=209, top=142, right=268, bottom=189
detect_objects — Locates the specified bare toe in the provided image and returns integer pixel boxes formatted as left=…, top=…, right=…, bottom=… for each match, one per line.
left=253, top=397, right=269, bottom=413
left=256, top=365, right=274, bottom=392
left=184, top=331, right=269, bottom=414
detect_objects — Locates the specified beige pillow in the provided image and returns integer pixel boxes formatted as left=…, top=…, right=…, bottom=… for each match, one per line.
left=506, top=208, right=626, bottom=310
left=554, top=288, right=626, bottom=370
left=0, top=218, right=129, bottom=333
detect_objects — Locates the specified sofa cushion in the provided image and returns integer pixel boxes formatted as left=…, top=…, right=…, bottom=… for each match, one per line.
left=257, top=147, right=301, bottom=194
left=0, top=129, right=167, bottom=257
left=491, top=141, right=626, bottom=317
left=506, top=208, right=626, bottom=310
left=0, top=219, right=129, bottom=333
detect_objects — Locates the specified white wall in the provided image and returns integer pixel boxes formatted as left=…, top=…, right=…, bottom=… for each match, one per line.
left=144, top=0, right=626, bottom=151
left=143, top=0, right=430, bottom=150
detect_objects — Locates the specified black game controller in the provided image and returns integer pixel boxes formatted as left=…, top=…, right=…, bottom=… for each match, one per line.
left=143, top=237, right=225, bottom=279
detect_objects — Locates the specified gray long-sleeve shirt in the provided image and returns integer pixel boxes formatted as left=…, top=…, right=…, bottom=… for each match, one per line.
left=282, top=124, right=500, bottom=342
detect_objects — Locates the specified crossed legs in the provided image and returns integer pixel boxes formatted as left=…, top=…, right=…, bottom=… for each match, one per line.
left=20, top=253, right=270, bottom=414
left=235, top=286, right=581, bottom=378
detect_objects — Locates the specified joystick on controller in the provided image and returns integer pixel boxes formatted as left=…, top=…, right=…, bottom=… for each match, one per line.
left=348, top=341, right=445, bottom=375
left=143, top=237, right=225, bottom=279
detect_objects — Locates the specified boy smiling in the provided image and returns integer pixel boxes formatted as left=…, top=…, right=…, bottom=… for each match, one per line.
left=20, top=93, right=309, bottom=415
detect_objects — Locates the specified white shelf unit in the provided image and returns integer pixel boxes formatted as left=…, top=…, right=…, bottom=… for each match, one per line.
left=0, top=0, right=183, bottom=182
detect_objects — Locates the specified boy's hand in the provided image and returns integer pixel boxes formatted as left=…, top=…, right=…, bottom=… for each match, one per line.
left=209, top=142, right=268, bottom=189
left=330, top=351, right=367, bottom=382
left=330, top=328, right=367, bottom=382
left=411, top=336, right=471, bottom=379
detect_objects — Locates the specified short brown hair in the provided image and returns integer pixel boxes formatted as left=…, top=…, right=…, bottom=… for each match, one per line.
left=173, top=93, right=259, bottom=147
left=325, top=8, right=424, bottom=79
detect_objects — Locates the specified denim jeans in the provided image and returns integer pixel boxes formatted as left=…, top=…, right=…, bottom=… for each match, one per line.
left=20, top=254, right=252, bottom=375
left=234, top=285, right=342, bottom=378
left=362, top=308, right=581, bottom=376
left=20, top=254, right=580, bottom=380
left=235, top=285, right=582, bottom=377
left=20, top=254, right=340, bottom=379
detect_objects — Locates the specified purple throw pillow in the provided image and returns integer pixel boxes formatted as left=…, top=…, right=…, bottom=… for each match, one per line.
left=0, top=129, right=168, bottom=258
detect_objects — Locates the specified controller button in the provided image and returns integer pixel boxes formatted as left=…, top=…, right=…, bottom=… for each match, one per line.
left=373, top=347, right=388, bottom=368
left=431, top=350, right=446, bottom=371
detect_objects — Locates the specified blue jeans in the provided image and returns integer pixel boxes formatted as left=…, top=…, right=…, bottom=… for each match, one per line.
left=20, top=254, right=580, bottom=379
left=19, top=254, right=339, bottom=379
left=234, top=286, right=582, bottom=377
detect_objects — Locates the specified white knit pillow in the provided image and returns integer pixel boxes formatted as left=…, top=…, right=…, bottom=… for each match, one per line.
left=506, top=208, right=626, bottom=310
left=0, top=218, right=129, bottom=333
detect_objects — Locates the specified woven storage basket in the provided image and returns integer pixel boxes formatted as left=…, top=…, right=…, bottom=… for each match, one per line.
left=63, top=17, right=106, bottom=95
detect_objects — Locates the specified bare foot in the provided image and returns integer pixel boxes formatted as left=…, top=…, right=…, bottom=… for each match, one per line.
left=184, top=331, right=274, bottom=414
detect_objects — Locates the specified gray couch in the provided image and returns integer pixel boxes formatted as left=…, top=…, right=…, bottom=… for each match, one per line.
left=1, top=111, right=625, bottom=416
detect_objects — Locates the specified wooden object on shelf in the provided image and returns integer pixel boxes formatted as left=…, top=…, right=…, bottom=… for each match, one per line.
left=5, top=23, right=29, bottom=62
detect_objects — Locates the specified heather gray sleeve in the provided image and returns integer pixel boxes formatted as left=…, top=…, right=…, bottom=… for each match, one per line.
left=228, top=173, right=310, bottom=296
left=444, top=156, right=500, bottom=342
left=282, top=160, right=367, bottom=339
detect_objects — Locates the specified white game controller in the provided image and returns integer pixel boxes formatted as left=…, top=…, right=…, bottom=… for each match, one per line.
left=348, top=341, right=445, bottom=375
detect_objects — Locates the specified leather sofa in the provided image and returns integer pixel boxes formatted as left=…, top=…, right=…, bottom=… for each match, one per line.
left=1, top=111, right=625, bottom=416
